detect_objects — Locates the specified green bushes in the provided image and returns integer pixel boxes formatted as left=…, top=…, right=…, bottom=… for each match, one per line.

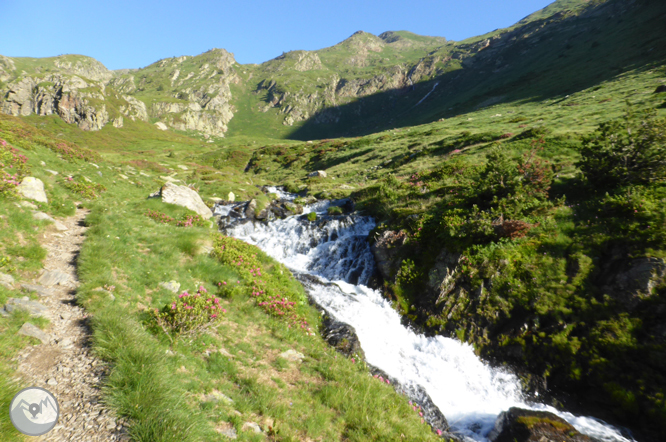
left=307, top=211, right=317, bottom=221
left=579, top=108, right=666, bottom=188
left=0, top=138, right=29, bottom=198
left=61, top=176, right=107, bottom=199
left=152, top=286, right=226, bottom=340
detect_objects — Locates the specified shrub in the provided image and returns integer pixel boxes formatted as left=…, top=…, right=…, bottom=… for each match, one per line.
left=145, top=209, right=207, bottom=227
left=579, top=109, right=666, bottom=188
left=152, top=286, right=226, bottom=340
left=307, top=211, right=317, bottom=222
left=327, top=206, right=343, bottom=215
left=62, top=176, right=106, bottom=199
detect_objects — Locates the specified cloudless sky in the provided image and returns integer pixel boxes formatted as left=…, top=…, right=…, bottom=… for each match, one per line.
left=1, top=0, right=554, bottom=70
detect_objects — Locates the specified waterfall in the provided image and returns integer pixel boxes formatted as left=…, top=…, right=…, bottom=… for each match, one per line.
left=217, top=194, right=633, bottom=442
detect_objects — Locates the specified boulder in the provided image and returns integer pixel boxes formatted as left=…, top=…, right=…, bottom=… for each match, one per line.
left=204, top=390, right=234, bottom=404
left=21, top=283, right=55, bottom=297
left=370, top=230, right=408, bottom=281
left=17, top=177, right=47, bottom=203
left=155, top=122, right=168, bottom=130
left=602, top=257, right=666, bottom=310
left=0, top=272, right=14, bottom=289
left=427, top=249, right=462, bottom=304
left=279, top=349, right=305, bottom=362
left=244, top=199, right=257, bottom=219
left=38, top=269, right=72, bottom=288
left=655, top=85, right=666, bottom=93
left=17, top=322, right=50, bottom=344
left=32, top=211, right=54, bottom=222
left=159, top=280, right=181, bottom=293
left=160, top=182, right=213, bottom=219
left=321, top=313, right=365, bottom=359
left=307, top=170, right=327, bottom=178
left=4, top=297, right=49, bottom=317
left=227, top=191, right=235, bottom=202
left=241, top=422, right=262, bottom=434
left=488, top=407, right=590, bottom=442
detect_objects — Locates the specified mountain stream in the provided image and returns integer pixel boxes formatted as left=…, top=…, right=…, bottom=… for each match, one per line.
left=216, top=190, right=633, bottom=442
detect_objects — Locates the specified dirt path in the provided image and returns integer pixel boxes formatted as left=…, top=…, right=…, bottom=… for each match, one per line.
left=13, top=208, right=129, bottom=441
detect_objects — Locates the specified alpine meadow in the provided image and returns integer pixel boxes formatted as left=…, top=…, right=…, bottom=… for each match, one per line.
left=1, top=0, right=666, bottom=441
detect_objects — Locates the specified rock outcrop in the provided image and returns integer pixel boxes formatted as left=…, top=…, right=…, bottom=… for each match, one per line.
left=370, top=230, right=408, bottom=281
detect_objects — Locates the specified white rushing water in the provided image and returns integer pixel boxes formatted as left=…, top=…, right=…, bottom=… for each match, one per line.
left=220, top=197, right=632, bottom=442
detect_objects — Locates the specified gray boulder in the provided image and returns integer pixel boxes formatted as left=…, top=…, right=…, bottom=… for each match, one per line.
left=307, top=170, right=327, bottom=178
left=4, top=297, right=48, bottom=317
left=21, top=283, right=55, bottom=297
left=33, top=211, right=54, bottom=222
left=38, top=270, right=72, bottom=288
left=160, top=182, right=213, bottom=220
left=17, top=177, right=48, bottom=203
left=17, top=322, right=50, bottom=344
left=0, top=272, right=14, bottom=289
left=159, top=280, right=181, bottom=293
left=488, top=407, right=590, bottom=442
left=370, top=230, right=408, bottom=281
left=603, top=257, right=666, bottom=310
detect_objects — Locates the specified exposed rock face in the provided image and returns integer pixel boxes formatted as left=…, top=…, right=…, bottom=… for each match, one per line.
left=321, top=312, right=365, bottom=358
left=0, top=73, right=110, bottom=130
left=427, top=249, right=462, bottom=305
left=370, top=230, right=408, bottom=281
left=119, top=95, right=148, bottom=121
left=53, top=55, right=113, bottom=82
left=488, top=407, right=590, bottom=442
left=602, top=257, right=666, bottom=310
left=160, top=182, right=213, bottom=219
left=17, top=177, right=48, bottom=203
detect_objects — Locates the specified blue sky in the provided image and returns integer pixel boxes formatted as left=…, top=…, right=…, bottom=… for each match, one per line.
left=1, top=0, right=554, bottom=70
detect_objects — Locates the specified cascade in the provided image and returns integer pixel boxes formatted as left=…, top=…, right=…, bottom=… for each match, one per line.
left=216, top=190, right=632, bottom=442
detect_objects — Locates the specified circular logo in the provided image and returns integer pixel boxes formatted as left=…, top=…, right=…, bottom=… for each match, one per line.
left=9, top=387, right=59, bottom=436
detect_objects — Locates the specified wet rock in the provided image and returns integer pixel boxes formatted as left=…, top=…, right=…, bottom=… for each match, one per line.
left=21, top=283, right=55, bottom=297
left=17, top=322, right=50, bottom=344
left=38, top=269, right=72, bottom=287
left=159, top=281, right=181, bottom=293
left=17, top=177, right=48, bottom=203
left=0, top=272, right=14, bottom=289
left=283, top=201, right=303, bottom=215
left=488, top=407, right=590, bottom=442
left=370, top=230, right=408, bottom=281
left=321, top=313, right=365, bottom=359
left=244, top=199, right=257, bottom=219
left=160, top=182, right=213, bottom=219
left=4, top=297, right=49, bottom=317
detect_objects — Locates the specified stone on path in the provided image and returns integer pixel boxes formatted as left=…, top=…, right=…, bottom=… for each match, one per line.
left=160, top=182, right=213, bottom=219
left=4, top=297, right=49, bottom=317
left=33, top=211, right=55, bottom=222
left=0, top=272, right=14, bottom=289
left=279, top=349, right=305, bottom=362
left=17, top=322, right=50, bottom=344
left=21, top=283, right=55, bottom=297
left=17, top=177, right=48, bottom=203
left=159, top=280, right=181, bottom=293
left=38, top=269, right=72, bottom=287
